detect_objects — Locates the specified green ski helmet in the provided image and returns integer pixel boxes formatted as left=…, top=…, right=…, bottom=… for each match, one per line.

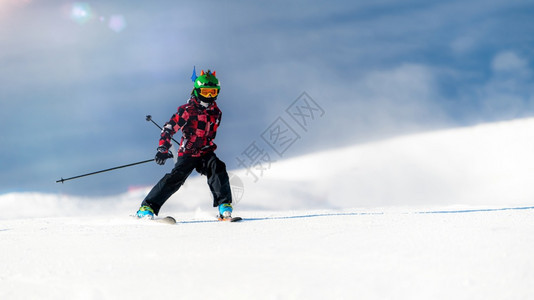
left=192, top=69, right=220, bottom=103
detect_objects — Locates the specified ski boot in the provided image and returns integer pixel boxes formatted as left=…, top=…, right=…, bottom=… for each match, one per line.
left=218, top=203, right=233, bottom=220
left=136, top=205, right=155, bottom=219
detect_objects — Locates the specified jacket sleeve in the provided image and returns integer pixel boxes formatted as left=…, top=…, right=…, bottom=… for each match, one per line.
left=208, top=109, right=222, bottom=141
left=158, top=106, right=188, bottom=149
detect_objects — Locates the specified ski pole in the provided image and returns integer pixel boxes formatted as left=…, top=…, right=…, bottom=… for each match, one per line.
left=146, top=114, right=163, bottom=130
left=56, top=159, right=154, bottom=183
left=145, top=115, right=179, bottom=144
left=56, top=115, right=174, bottom=183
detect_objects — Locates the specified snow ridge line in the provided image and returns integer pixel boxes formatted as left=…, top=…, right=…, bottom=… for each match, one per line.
left=177, top=211, right=383, bottom=224
left=253, top=206, right=534, bottom=220
left=244, top=211, right=384, bottom=221
left=170, top=206, right=534, bottom=224
left=413, top=205, right=534, bottom=215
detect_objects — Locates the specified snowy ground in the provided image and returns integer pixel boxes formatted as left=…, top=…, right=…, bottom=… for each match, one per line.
left=2, top=118, right=534, bottom=299
left=1, top=207, right=534, bottom=299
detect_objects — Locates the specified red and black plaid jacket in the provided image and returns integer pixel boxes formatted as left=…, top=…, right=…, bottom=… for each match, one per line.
left=159, top=97, right=221, bottom=157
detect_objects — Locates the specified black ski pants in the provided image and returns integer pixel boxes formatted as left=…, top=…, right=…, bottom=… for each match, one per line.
left=142, top=152, right=232, bottom=215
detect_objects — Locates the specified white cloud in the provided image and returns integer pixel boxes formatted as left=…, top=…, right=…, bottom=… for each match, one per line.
left=492, top=51, right=529, bottom=74
left=477, top=51, right=533, bottom=119
left=354, top=63, right=448, bottom=129
left=450, top=35, right=477, bottom=54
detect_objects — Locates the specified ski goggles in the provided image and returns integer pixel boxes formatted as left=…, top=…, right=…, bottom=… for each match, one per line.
left=199, top=88, right=218, bottom=98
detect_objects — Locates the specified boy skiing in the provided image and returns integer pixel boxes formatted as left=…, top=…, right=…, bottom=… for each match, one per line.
left=136, top=69, right=234, bottom=220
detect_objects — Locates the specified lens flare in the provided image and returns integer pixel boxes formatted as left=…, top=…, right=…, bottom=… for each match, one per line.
left=108, top=14, right=126, bottom=32
left=70, top=2, right=92, bottom=25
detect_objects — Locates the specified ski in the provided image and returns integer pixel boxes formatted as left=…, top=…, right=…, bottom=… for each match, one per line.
left=154, top=216, right=177, bottom=225
left=218, top=216, right=243, bottom=222
left=132, top=215, right=176, bottom=225
left=133, top=215, right=242, bottom=224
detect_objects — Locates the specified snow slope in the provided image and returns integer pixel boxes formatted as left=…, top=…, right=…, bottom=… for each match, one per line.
left=1, top=118, right=534, bottom=299
left=243, top=117, right=534, bottom=210
left=1, top=208, right=533, bottom=299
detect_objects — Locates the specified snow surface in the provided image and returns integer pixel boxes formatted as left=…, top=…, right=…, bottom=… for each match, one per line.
left=1, top=118, right=534, bottom=299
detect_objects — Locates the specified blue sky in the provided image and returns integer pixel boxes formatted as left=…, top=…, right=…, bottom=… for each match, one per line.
left=1, top=0, right=533, bottom=195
